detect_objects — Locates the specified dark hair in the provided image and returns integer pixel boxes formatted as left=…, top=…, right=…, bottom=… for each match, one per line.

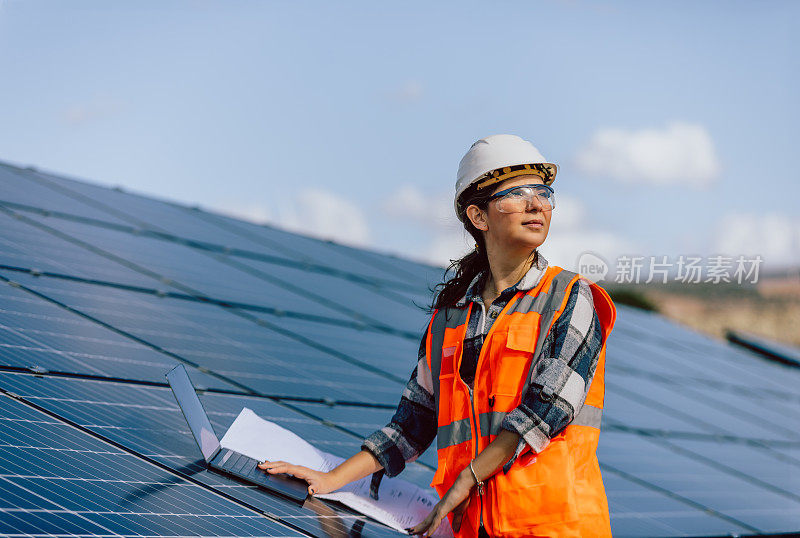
left=428, top=181, right=539, bottom=312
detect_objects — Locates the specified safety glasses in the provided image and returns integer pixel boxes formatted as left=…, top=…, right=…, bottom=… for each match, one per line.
left=487, top=183, right=556, bottom=213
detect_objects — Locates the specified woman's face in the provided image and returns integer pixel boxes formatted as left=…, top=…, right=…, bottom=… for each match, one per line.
left=466, top=174, right=552, bottom=254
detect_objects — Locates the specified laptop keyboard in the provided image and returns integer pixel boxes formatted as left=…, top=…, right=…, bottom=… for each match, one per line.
left=210, top=448, right=309, bottom=501
left=215, top=450, right=273, bottom=485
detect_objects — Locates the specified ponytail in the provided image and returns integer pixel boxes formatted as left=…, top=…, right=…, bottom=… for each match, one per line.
left=431, top=239, right=490, bottom=311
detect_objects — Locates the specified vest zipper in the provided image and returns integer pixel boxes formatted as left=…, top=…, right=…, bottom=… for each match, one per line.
left=469, top=302, right=488, bottom=533
left=466, top=383, right=484, bottom=532
left=466, top=295, right=521, bottom=534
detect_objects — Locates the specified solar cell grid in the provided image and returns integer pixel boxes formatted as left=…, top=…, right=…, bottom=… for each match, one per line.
left=0, top=277, right=236, bottom=391
left=599, top=432, right=800, bottom=533
left=19, top=165, right=426, bottom=290
left=667, top=438, right=800, bottom=497
left=605, top=372, right=800, bottom=442
left=602, top=384, right=717, bottom=435
left=266, top=317, right=422, bottom=382
left=0, top=209, right=161, bottom=290
left=14, top=211, right=366, bottom=325
left=601, top=470, right=754, bottom=536
left=1, top=272, right=407, bottom=405
left=606, top=355, right=800, bottom=409
left=0, top=163, right=134, bottom=226
left=0, top=372, right=434, bottom=487
left=191, top=208, right=441, bottom=289
left=612, top=307, right=800, bottom=389
left=224, top=254, right=429, bottom=332
left=3, top=201, right=431, bottom=338
left=609, top=326, right=800, bottom=397
left=3, top=204, right=426, bottom=315
left=0, top=392, right=302, bottom=537
left=0, top=372, right=414, bottom=537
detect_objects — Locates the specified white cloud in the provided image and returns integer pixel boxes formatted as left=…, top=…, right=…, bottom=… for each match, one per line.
left=547, top=194, right=585, bottom=230
left=539, top=228, right=635, bottom=276
left=574, top=121, right=721, bottom=187
left=277, top=188, right=371, bottom=248
left=538, top=192, right=635, bottom=274
left=713, top=213, right=800, bottom=270
left=382, top=184, right=464, bottom=267
left=62, top=94, right=123, bottom=125
left=213, top=201, right=272, bottom=225
left=387, top=79, right=424, bottom=104
left=427, top=228, right=473, bottom=268
left=383, top=184, right=453, bottom=228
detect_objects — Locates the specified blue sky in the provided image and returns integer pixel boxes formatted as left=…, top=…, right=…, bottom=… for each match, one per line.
left=1, top=0, right=797, bottom=279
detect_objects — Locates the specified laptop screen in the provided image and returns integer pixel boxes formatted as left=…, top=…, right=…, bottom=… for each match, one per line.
left=166, top=365, right=220, bottom=461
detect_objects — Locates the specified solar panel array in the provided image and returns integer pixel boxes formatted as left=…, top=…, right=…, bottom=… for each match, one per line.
left=1, top=160, right=799, bottom=537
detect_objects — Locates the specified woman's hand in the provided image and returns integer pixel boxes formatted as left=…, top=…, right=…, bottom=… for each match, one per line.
left=257, top=460, right=339, bottom=496
left=407, top=471, right=474, bottom=537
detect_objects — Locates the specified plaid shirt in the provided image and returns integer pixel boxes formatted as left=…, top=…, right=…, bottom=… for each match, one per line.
left=362, top=252, right=604, bottom=498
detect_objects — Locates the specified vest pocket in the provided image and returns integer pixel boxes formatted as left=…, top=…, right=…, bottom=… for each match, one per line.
left=488, top=435, right=580, bottom=534
left=430, top=458, right=448, bottom=488
left=494, top=323, right=539, bottom=398
left=505, top=321, right=537, bottom=352
left=436, top=373, right=456, bottom=425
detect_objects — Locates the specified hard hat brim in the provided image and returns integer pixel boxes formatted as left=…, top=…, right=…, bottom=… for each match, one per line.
left=474, top=162, right=557, bottom=192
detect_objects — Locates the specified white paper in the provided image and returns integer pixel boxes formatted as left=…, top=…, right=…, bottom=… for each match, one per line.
left=220, top=407, right=453, bottom=537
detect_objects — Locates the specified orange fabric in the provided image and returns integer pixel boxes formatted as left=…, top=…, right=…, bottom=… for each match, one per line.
left=427, top=266, right=617, bottom=537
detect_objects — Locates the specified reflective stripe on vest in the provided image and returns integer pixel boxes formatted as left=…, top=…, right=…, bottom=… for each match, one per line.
left=437, top=393, right=604, bottom=450
left=428, top=306, right=469, bottom=423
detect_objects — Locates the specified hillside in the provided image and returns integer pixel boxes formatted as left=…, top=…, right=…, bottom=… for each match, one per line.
left=606, top=267, right=800, bottom=348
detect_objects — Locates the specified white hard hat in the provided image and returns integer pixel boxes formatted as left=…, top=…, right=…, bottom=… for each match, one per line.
left=454, top=134, right=557, bottom=215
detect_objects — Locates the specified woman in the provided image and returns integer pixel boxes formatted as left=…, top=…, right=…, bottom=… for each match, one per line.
left=259, top=134, right=617, bottom=538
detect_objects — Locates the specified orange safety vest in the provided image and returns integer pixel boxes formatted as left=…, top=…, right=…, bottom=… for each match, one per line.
left=426, top=265, right=617, bottom=538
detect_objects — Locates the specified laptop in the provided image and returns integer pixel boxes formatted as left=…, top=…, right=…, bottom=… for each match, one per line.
left=166, top=364, right=310, bottom=502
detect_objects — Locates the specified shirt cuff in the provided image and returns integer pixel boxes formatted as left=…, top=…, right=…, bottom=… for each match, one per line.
left=500, top=407, right=552, bottom=456
left=361, top=431, right=406, bottom=478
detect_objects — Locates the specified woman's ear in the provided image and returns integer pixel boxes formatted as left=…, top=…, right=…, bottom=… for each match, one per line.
left=465, top=204, right=489, bottom=232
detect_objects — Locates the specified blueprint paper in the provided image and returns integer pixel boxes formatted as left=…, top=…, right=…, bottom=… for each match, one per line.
left=220, top=407, right=453, bottom=537
left=219, top=407, right=330, bottom=470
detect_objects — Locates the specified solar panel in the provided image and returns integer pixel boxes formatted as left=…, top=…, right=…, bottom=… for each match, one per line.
left=0, top=370, right=436, bottom=488
left=0, top=371, right=415, bottom=537
left=727, top=329, right=800, bottom=368
left=4, top=210, right=366, bottom=326
left=5, top=162, right=434, bottom=291
left=0, top=390, right=300, bottom=536
left=287, top=401, right=439, bottom=470
left=607, top=371, right=800, bottom=441
left=0, top=274, right=236, bottom=391
left=2, top=160, right=800, bottom=536
left=598, top=432, right=798, bottom=534
left=0, top=209, right=160, bottom=289
left=610, top=326, right=800, bottom=399
left=34, top=164, right=441, bottom=288
left=1, top=270, right=407, bottom=405
left=601, top=467, right=754, bottom=536
left=0, top=163, right=134, bottom=226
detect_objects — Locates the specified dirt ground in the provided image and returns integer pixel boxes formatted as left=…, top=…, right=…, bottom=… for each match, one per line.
left=646, top=290, right=800, bottom=348
left=607, top=272, right=800, bottom=349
